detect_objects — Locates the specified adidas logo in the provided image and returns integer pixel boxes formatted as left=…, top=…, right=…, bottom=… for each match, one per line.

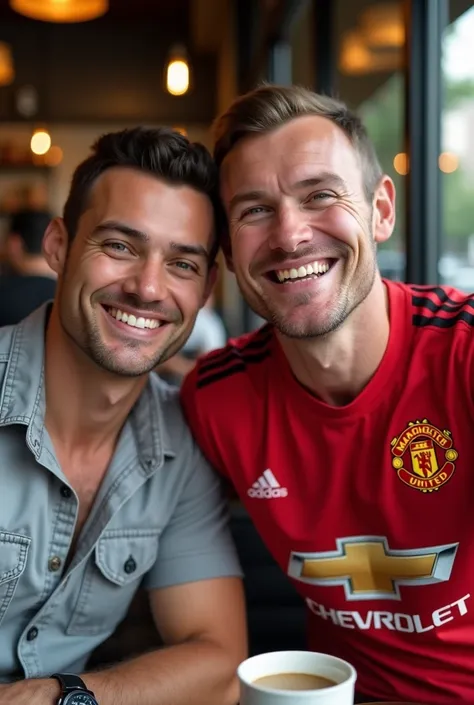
left=247, top=469, right=288, bottom=499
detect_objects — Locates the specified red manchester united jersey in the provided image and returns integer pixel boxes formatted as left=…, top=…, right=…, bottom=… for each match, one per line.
left=181, top=280, right=474, bottom=704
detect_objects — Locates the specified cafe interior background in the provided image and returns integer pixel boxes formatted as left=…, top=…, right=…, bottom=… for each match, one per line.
left=0, top=0, right=474, bottom=659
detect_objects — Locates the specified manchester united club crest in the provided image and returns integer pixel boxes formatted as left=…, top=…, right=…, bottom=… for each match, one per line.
left=391, top=419, right=458, bottom=492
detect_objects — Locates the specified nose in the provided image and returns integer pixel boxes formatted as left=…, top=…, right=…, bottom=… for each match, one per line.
left=268, top=202, right=313, bottom=253
left=122, top=258, right=167, bottom=303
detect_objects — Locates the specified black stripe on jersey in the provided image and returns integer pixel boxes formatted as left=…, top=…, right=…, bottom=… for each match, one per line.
left=198, top=325, right=272, bottom=376
left=411, top=286, right=474, bottom=328
left=411, top=285, right=474, bottom=308
left=413, top=310, right=474, bottom=328
left=412, top=295, right=474, bottom=314
left=196, top=349, right=272, bottom=388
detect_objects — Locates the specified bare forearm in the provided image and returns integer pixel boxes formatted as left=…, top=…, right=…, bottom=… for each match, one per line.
left=0, top=639, right=239, bottom=705
left=88, top=638, right=239, bottom=705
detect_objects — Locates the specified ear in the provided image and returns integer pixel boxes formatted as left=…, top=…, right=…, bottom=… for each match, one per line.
left=203, top=261, right=218, bottom=305
left=42, top=217, right=68, bottom=275
left=372, top=175, right=396, bottom=244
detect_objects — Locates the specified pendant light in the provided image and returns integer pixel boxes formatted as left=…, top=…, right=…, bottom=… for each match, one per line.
left=10, top=0, right=108, bottom=23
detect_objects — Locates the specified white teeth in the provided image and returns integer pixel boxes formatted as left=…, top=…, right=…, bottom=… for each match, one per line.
left=107, top=308, right=161, bottom=330
left=275, top=260, right=330, bottom=282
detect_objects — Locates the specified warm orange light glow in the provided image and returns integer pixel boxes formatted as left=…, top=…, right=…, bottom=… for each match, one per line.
left=361, top=3, right=405, bottom=48
left=439, top=152, right=459, bottom=174
left=45, top=145, right=63, bottom=166
left=167, top=59, right=189, bottom=96
left=10, top=0, right=108, bottom=23
left=0, top=42, right=14, bottom=86
left=173, top=126, right=188, bottom=137
left=339, top=31, right=373, bottom=75
left=393, top=152, right=409, bottom=175
left=31, top=128, right=51, bottom=156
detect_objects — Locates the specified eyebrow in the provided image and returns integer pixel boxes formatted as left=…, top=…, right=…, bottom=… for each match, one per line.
left=94, top=222, right=209, bottom=259
left=228, top=172, right=347, bottom=213
left=93, top=221, right=149, bottom=243
left=169, top=241, right=209, bottom=260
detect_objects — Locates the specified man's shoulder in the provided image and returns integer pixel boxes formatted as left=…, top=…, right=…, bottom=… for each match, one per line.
left=404, top=282, right=474, bottom=336
left=147, top=372, right=198, bottom=453
left=183, top=324, right=273, bottom=400
left=0, top=323, right=16, bottom=363
left=148, top=372, right=184, bottom=419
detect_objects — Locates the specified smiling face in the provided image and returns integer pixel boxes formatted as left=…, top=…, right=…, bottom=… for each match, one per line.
left=43, top=167, right=216, bottom=376
left=221, top=115, right=394, bottom=338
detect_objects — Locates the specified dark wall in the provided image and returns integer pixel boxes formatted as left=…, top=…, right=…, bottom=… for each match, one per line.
left=0, top=17, right=217, bottom=123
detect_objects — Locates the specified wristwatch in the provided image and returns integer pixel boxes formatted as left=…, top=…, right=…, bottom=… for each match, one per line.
left=51, top=673, right=98, bottom=705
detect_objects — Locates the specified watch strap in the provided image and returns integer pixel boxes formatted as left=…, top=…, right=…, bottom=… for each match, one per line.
left=51, top=673, right=95, bottom=695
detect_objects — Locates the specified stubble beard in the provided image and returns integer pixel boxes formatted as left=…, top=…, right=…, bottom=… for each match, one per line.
left=241, top=237, right=378, bottom=340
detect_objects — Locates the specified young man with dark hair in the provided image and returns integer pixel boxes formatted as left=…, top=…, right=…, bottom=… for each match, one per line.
left=181, top=84, right=474, bottom=704
left=0, top=127, right=246, bottom=705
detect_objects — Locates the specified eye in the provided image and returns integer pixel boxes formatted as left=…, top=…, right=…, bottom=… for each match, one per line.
left=104, top=241, right=132, bottom=254
left=307, top=192, right=335, bottom=205
left=241, top=205, right=270, bottom=219
left=173, top=260, right=198, bottom=273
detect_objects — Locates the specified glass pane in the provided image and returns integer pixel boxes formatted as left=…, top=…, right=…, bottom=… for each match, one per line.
left=441, top=3, right=474, bottom=291
left=334, top=0, right=406, bottom=281
left=290, top=1, right=315, bottom=87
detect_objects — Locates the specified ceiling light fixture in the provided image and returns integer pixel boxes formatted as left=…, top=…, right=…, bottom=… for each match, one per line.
left=10, top=0, right=108, bottom=23
left=165, top=44, right=190, bottom=96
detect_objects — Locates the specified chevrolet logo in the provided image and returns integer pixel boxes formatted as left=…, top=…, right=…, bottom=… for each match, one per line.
left=288, top=536, right=458, bottom=601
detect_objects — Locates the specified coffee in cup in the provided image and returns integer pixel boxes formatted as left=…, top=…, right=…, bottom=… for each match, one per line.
left=253, top=673, right=337, bottom=690
left=238, top=650, right=356, bottom=704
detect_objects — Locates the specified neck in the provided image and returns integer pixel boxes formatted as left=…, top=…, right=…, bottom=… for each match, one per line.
left=44, top=305, right=147, bottom=452
left=277, top=276, right=390, bottom=406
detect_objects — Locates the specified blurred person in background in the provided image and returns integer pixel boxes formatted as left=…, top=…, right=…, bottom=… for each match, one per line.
left=0, top=127, right=246, bottom=705
left=0, top=209, right=56, bottom=326
left=157, top=291, right=227, bottom=384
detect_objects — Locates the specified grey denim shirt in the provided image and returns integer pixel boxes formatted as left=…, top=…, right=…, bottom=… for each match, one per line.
left=0, top=305, right=241, bottom=680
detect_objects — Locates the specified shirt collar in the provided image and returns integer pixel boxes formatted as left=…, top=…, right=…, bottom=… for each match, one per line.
left=0, top=304, right=176, bottom=468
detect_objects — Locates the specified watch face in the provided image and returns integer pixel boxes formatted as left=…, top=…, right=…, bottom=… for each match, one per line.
left=63, top=692, right=97, bottom=705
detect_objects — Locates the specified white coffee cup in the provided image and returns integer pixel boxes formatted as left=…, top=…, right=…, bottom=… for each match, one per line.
left=238, top=650, right=357, bottom=705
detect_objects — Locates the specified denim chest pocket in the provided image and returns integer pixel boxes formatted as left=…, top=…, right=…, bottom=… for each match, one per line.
left=67, top=528, right=160, bottom=636
left=0, top=531, right=31, bottom=627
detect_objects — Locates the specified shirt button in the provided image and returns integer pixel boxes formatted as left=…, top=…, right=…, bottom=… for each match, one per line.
left=124, top=556, right=137, bottom=574
left=48, top=556, right=62, bottom=572
left=26, top=627, right=38, bottom=641
left=60, top=485, right=72, bottom=498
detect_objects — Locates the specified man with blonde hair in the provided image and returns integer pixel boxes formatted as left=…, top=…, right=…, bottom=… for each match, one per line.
left=182, top=84, right=474, bottom=704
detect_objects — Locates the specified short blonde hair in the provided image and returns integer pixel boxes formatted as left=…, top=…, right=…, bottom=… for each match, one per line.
left=213, top=84, right=383, bottom=201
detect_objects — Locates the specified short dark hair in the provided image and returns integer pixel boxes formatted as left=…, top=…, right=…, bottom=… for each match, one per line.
left=213, top=84, right=383, bottom=202
left=9, top=209, right=52, bottom=255
left=63, top=127, right=222, bottom=262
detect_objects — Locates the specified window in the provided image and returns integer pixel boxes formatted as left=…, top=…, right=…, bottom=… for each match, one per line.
left=334, top=0, right=406, bottom=281
left=441, top=4, right=474, bottom=291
